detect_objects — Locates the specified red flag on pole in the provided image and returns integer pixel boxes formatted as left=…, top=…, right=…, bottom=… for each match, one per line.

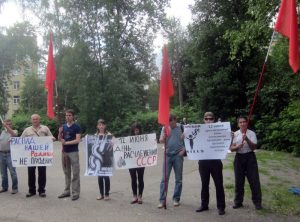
left=274, top=0, right=299, bottom=73
left=158, top=45, right=174, bottom=136
left=45, top=33, right=56, bottom=119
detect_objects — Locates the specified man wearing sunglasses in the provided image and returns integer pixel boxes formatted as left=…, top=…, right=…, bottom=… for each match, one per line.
left=196, top=112, right=225, bottom=215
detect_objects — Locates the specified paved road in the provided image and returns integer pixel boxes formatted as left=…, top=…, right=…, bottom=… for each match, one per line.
left=0, top=142, right=298, bottom=222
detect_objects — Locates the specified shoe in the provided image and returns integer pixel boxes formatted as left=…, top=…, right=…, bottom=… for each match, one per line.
left=26, top=193, right=36, bottom=197
left=173, top=200, right=180, bottom=207
left=157, top=203, right=165, bottom=209
left=233, top=203, right=243, bottom=209
left=96, top=196, right=104, bottom=200
left=104, top=196, right=110, bottom=201
left=39, top=193, right=46, bottom=197
left=0, top=189, right=8, bottom=193
left=138, top=196, right=143, bottom=204
left=218, top=209, right=225, bottom=215
left=72, top=195, right=79, bottom=201
left=255, top=204, right=262, bottom=210
left=11, top=190, right=18, bottom=194
left=131, top=198, right=138, bottom=204
left=58, top=193, right=71, bottom=198
left=196, top=206, right=209, bottom=212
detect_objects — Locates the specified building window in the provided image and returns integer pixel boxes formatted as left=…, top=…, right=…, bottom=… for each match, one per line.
left=13, top=81, right=20, bottom=90
left=13, top=96, right=20, bottom=105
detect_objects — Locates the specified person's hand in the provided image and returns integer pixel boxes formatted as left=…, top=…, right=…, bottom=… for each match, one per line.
left=179, top=149, right=186, bottom=156
left=58, top=127, right=63, bottom=134
left=61, top=139, right=66, bottom=145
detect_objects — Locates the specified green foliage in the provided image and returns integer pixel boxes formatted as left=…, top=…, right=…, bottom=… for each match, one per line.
left=0, top=22, right=39, bottom=114
left=20, top=74, right=46, bottom=113
left=11, top=112, right=59, bottom=138
left=256, top=101, right=300, bottom=156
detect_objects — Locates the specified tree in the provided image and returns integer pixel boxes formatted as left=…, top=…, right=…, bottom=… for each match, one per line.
left=19, top=74, right=46, bottom=113
left=0, top=22, right=39, bottom=114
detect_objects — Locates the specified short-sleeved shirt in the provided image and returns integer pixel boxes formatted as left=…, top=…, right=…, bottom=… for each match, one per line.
left=0, top=129, right=18, bottom=152
left=62, top=123, right=81, bottom=153
left=233, top=129, right=257, bottom=154
left=161, top=124, right=184, bottom=156
left=21, top=125, right=53, bottom=138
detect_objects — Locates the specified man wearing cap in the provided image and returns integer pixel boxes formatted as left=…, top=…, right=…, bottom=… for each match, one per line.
left=196, top=112, right=226, bottom=215
left=158, top=114, right=186, bottom=208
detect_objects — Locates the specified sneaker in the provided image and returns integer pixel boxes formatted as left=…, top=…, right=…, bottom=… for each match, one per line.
left=157, top=203, right=164, bottom=209
left=26, top=193, right=36, bottom=197
left=173, top=200, right=180, bottom=207
left=58, top=193, right=71, bottom=198
left=11, top=190, right=18, bottom=194
left=104, top=195, right=110, bottom=200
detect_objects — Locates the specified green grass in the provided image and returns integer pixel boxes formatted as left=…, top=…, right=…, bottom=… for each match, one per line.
left=224, top=150, right=300, bottom=216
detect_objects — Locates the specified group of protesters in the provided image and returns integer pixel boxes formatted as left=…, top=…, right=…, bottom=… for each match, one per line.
left=0, top=109, right=262, bottom=215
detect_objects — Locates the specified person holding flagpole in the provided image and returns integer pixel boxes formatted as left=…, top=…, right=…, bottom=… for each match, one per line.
left=158, top=114, right=185, bottom=208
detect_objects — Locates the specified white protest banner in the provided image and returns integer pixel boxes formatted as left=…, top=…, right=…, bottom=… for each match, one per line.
left=184, top=122, right=232, bottom=160
left=85, top=135, right=113, bottom=176
left=10, top=136, right=54, bottom=167
left=113, top=133, right=157, bottom=170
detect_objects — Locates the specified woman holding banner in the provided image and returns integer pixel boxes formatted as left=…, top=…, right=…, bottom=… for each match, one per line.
left=129, top=123, right=145, bottom=204
left=95, top=119, right=113, bottom=201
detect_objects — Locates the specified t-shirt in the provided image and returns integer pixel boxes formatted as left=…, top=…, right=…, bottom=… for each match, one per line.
left=233, top=129, right=257, bottom=154
left=62, top=123, right=81, bottom=153
left=160, top=124, right=184, bottom=155
left=0, top=129, right=18, bottom=152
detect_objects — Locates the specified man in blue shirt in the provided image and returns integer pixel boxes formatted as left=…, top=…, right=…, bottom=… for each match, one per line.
left=58, top=109, right=81, bottom=201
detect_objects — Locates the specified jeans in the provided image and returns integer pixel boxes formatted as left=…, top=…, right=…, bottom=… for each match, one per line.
left=159, top=154, right=183, bottom=202
left=0, top=152, right=18, bottom=191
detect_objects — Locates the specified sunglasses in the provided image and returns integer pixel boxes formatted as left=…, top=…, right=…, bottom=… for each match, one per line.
left=204, top=117, right=214, bottom=121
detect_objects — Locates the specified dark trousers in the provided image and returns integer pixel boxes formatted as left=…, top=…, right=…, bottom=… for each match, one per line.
left=98, top=176, right=110, bottom=196
left=198, top=160, right=225, bottom=210
left=234, top=152, right=262, bottom=206
left=28, top=166, right=46, bottom=194
left=129, top=167, right=145, bottom=196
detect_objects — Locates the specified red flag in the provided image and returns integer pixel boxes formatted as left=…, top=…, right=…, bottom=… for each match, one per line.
left=275, top=0, right=299, bottom=73
left=158, top=45, right=174, bottom=135
left=45, top=33, right=56, bottom=119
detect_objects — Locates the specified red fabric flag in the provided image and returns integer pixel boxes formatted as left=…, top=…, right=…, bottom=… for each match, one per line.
left=275, top=0, right=299, bottom=73
left=45, top=33, right=56, bottom=119
left=158, top=45, right=174, bottom=136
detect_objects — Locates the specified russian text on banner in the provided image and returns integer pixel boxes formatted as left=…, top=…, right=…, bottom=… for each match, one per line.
left=113, top=133, right=157, bottom=169
left=10, top=136, right=54, bottom=167
left=184, top=122, right=232, bottom=160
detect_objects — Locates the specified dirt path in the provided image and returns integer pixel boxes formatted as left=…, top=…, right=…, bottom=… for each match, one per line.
left=0, top=142, right=299, bottom=222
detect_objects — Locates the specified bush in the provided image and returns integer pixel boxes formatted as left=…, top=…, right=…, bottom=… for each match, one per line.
left=255, top=101, right=300, bottom=156
left=11, top=112, right=59, bottom=138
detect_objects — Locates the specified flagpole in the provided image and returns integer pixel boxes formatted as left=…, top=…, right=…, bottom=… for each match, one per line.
left=246, top=30, right=276, bottom=126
